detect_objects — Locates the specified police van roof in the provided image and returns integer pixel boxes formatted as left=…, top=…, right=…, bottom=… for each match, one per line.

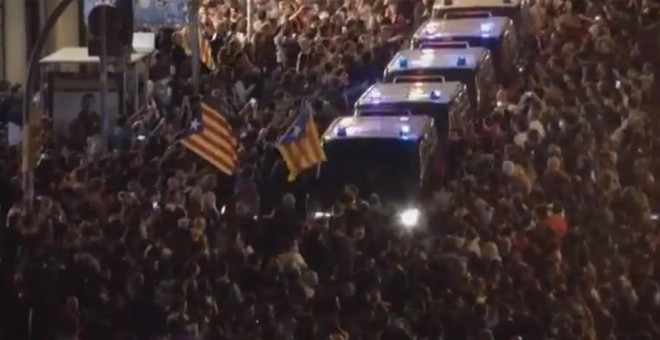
left=323, top=116, right=433, bottom=142
left=386, top=48, right=489, bottom=72
left=413, top=17, right=511, bottom=40
left=433, top=0, right=521, bottom=11
left=356, top=82, right=463, bottom=106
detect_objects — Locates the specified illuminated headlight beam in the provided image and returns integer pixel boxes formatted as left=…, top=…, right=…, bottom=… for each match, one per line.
left=313, top=211, right=333, bottom=219
left=399, top=208, right=421, bottom=228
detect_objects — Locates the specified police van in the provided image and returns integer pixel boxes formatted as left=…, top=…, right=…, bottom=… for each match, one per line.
left=310, top=116, right=438, bottom=226
left=354, top=82, right=471, bottom=135
left=382, top=48, right=496, bottom=114
left=432, top=0, right=531, bottom=34
left=412, top=17, right=519, bottom=83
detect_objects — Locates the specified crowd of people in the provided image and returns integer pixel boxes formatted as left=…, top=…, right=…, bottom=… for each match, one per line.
left=2, top=0, right=660, bottom=339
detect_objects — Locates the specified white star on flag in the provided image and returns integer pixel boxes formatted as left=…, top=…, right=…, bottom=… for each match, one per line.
left=291, top=125, right=302, bottom=137
left=190, top=119, right=202, bottom=131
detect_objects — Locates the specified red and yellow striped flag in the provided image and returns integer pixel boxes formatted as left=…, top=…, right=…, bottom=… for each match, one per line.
left=276, top=102, right=326, bottom=181
left=199, top=29, right=215, bottom=70
left=181, top=100, right=237, bottom=175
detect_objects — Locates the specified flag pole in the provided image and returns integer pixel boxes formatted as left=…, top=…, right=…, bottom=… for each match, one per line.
left=247, top=0, right=254, bottom=37
left=99, top=5, right=110, bottom=152
left=190, top=0, right=201, bottom=96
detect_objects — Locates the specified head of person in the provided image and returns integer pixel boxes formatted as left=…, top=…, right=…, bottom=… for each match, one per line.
left=81, top=94, right=96, bottom=113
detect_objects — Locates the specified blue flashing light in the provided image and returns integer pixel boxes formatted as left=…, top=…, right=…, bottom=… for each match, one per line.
left=430, top=90, right=441, bottom=100
left=457, top=56, right=467, bottom=66
left=400, top=124, right=411, bottom=136
left=398, top=57, right=409, bottom=68
left=337, top=126, right=347, bottom=137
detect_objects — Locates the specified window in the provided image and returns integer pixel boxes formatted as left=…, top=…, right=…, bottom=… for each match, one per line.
left=503, top=29, right=519, bottom=66
left=450, top=88, right=470, bottom=130
left=420, top=129, right=437, bottom=177
left=477, top=56, right=496, bottom=103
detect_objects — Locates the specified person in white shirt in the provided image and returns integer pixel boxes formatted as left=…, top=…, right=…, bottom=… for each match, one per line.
left=273, top=240, right=308, bottom=274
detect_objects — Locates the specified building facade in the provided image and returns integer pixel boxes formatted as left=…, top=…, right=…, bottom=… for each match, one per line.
left=0, top=0, right=7, bottom=80
left=1, top=0, right=81, bottom=84
left=0, top=0, right=6, bottom=81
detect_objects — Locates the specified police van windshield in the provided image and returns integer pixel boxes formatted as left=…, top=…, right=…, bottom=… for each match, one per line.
left=395, top=71, right=473, bottom=85
left=357, top=104, right=449, bottom=131
left=434, top=7, right=519, bottom=20
left=393, top=75, right=447, bottom=83
left=417, top=40, right=472, bottom=49
left=418, top=36, right=502, bottom=52
left=441, top=11, right=493, bottom=19
left=355, top=107, right=413, bottom=117
left=318, top=139, right=420, bottom=201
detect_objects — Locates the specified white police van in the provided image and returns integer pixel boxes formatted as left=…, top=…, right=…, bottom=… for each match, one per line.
left=382, top=48, right=496, bottom=114
left=354, top=82, right=470, bottom=135
left=432, top=0, right=531, bottom=34
left=412, top=17, right=519, bottom=83
left=310, top=116, right=438, bottom=227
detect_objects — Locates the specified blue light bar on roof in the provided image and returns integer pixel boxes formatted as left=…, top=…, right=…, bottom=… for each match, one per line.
left=430, top=90, right=441, bottom=100
left=398, top=57, right=409, bottom=68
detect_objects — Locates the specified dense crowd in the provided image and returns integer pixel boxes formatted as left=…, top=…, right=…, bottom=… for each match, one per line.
left=2, top=0, right=660, bottom=339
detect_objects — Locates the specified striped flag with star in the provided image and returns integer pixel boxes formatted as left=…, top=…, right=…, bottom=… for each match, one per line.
left=276, top=102, right=326, bottom=181
left=181, top=99, right=238, bottom=176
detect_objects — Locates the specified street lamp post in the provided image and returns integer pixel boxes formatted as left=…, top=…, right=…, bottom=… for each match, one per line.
left=22, top=0, right=76, bottom=211
left=190, top=0, right=201, bottom=96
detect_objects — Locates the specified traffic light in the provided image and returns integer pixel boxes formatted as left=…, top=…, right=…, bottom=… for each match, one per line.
left=87, top=0, right=134, bottom=57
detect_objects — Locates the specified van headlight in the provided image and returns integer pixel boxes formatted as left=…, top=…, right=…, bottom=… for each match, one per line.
left=313, top=211, right=333, bottom=219
left=399, top=208, right=421, bottom=228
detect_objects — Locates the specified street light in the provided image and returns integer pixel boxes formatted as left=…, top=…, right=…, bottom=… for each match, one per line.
left=22, top=0, right=134, bottom=210
left=22, top=0, right=76, bottom=210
